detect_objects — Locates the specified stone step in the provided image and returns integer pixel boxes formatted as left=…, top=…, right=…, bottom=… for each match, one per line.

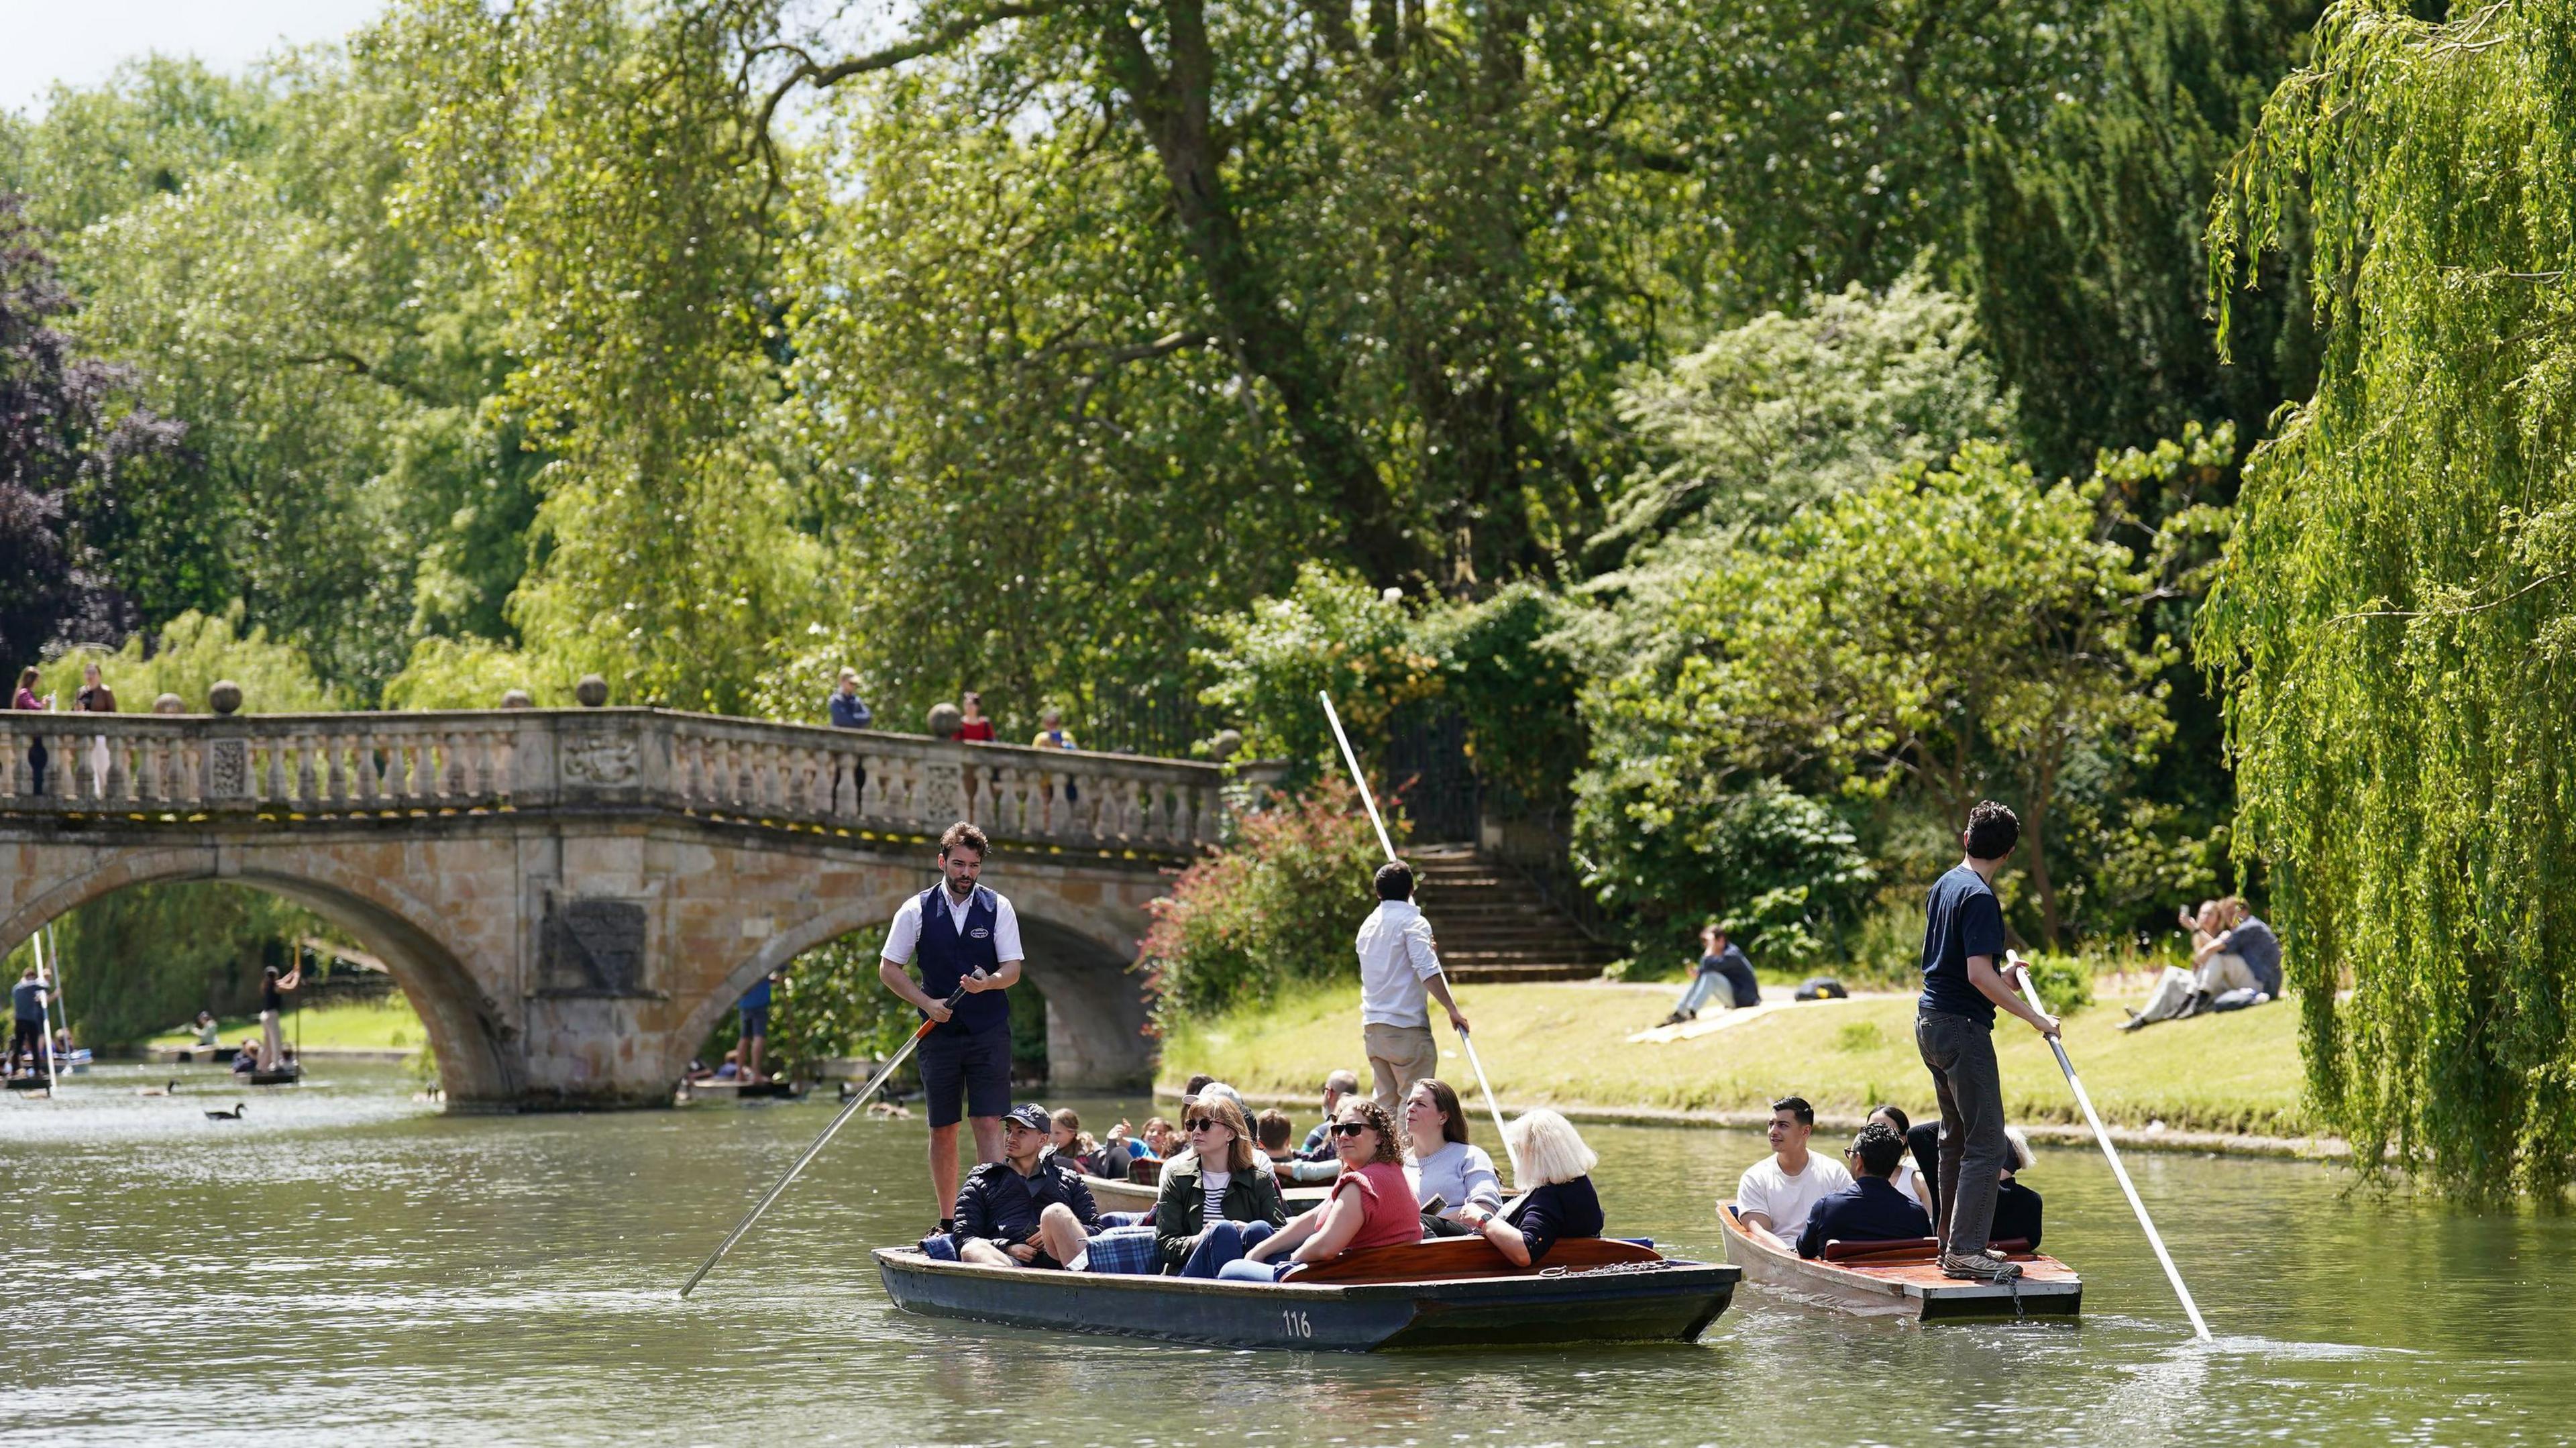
left=1444, top=964, right=1607, bottom=983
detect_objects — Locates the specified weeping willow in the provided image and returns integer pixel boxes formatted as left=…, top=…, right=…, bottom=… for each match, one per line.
left=2204, top=0, right=2576, bottom=1195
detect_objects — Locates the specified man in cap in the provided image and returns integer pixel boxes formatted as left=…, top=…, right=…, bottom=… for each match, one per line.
left=952, top=1103, right=1102, bottom=1270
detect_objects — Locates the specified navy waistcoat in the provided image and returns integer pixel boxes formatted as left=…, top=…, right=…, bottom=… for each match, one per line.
left=917, top=884, right=1008, bottom=1036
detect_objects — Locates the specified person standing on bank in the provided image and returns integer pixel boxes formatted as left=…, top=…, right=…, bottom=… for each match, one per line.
left=1915, top=800, right=2058, bottom=1283
left=1356, top=861, right=1471, bottom=1113
left=879, top=822, right=1024, bottom=1227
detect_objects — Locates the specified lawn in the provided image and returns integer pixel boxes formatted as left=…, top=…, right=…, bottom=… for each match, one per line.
left=145, top=994, right=429, bottom=1054
left=1161, top=977, right=2311, bottom=1138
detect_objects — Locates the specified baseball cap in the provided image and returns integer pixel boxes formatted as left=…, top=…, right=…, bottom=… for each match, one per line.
left=1004, top=1103, right=1051, bottom=1133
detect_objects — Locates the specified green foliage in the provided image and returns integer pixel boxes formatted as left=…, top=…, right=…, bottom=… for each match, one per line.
left=1197, top=565, right=1440, bottom=771
left=40, top=605, right=340, bottom=712
left=38, top=883, right=323, bottom=1046
left=1138, top=780, right=1401, bottom=1026
left=2204, top=0, right=2576, bottom=1195
left=1576, top=774, right=1876, bottom=971
left=2017, top=951, right=2098, bottom=1014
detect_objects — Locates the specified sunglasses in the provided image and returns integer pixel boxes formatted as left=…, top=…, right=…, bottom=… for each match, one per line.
left=1184, top=1117, right=1224, bottom=1131
left=1330, top=1121, right=1373, bottom=1138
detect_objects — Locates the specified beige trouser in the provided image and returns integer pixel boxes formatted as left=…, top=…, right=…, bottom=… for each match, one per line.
left=260, top=1009, right=282, bottom=1070
left=2137, top=954, right=2261, bottom=1022
left=1364, top=1022, right=1439, bottom=1113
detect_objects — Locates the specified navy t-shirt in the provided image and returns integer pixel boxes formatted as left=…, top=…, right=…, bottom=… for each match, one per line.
left=11, top=979, right=43, bottom=1022
left=2228, top=917, right=2284, bottom=997
left=740, top=977, right=773, bottom=1011
left=1919, top=863, right=2006, bottom=1025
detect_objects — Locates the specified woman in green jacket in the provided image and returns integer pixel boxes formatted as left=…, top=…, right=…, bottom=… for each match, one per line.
left=1157, top=1096, right=1288, bottom=1276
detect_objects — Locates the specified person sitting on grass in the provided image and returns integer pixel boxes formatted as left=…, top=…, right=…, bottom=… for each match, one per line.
left=1733, top=1095, right=1854, bottom=1252
left=1454, top=1109, right=1605, bottom=1268
left=1258, top=1109, right=1338, bottom=1184
left=1220, top=1099, right=1422, bottom=1281
left=1401, top=1078, right=1502, bottom=1234
left=1661, top=922, right=1760, bottom=1026
left=1796, top=1122, right=1935, bottom=1259
left=2123, top=897, right=2281, bottom=1030
left=1301, top=1069, right=1362, bottom=1159
left=1157, top=1097, right=1289, bottom=1277
left=953, top=1103, right=1102, bottom=1271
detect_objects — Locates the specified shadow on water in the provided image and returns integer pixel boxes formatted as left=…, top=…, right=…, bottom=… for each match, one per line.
left=5, top=1063, right=2570, bottom=1445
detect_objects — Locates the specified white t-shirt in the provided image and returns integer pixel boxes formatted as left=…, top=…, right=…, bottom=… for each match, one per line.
left=1356, top=900, right=1444, bottom=1027
left=1736, top=1153, right=1856, bottom=1241
left=879, top=885, right=1025, bottom=964
left=1892, top=1156, right=1935, bottom=1216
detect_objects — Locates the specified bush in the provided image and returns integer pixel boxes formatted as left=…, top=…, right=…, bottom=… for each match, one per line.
left=1139, top=779, right=1401, bottom=1027
left=2015, top=951, right=2096, bottom=1015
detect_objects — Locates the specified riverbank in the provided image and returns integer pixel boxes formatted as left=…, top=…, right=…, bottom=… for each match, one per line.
left=1161, top=979, right=2339, bottom=1159
left=141, top=995, right=427, bottom=1058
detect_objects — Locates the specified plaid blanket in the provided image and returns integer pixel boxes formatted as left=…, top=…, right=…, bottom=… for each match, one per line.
left=1081, top=1224, right=1161, bottom=1276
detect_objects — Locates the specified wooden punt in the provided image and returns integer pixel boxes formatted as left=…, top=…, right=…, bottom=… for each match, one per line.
left=246, top=1066, right=303, bottom=1087
left=682, top=1078, right=806, bottom=1100
left=876, top=1235, right=1738, bottom=1352
left=1716, top=1201, right=2080, bottom=1322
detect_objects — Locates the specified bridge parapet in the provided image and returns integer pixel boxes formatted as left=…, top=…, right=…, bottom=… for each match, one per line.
left=0, top=708, right=1241, bottom=854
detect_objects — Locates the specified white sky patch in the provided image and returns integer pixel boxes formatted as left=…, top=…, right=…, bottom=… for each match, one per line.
left=1, top=0, right=391, bottom=116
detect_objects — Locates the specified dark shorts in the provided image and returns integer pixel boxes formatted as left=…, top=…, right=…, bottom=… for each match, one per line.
left=917, top=1025, right=1012, bottom=1128
left=739, top=1006, right=770, bottom=1039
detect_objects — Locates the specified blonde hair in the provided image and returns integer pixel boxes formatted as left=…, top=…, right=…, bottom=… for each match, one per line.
left=1505, top=1108, right=1597, bottom=1190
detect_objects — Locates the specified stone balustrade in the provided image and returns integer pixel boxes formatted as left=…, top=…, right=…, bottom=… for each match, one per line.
left=0, top=708, right=1242, bottom=853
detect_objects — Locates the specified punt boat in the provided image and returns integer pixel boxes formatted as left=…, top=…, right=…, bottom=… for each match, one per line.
left=877, top=1235, right=1737, bottom=1351
left=1716, top=1201, right=2079, bottom=1321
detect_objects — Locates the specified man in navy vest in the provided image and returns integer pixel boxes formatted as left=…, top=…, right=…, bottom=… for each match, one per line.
left=879, top=822, right=1026, bottom=1223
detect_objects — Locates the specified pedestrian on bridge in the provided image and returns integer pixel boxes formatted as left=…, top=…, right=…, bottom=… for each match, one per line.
left=879, top=822, right=1025, bottom=1227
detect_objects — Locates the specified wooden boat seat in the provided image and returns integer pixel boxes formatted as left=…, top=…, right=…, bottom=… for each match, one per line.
left=1821, top=1236, right=2032, bottom=1264
left=1291, top=1235, right=1662, bottom=1285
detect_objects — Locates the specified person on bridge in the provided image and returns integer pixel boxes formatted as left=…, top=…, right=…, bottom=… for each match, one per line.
left=827, top=669, right=873, bottom=729
left=1355, top=862, right=1470, bottom=1114
left=879, top=821, right=1024, bottom=1227
left=1914, top=800, right=2059, bottom=1284
left=257, top=960, right=302, bottom=1072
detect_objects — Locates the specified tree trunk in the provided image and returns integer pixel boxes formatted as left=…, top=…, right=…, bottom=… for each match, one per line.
left=2023, top=757, right=2061, bottom=948
left=1097, top=1, right=1425, bottom=586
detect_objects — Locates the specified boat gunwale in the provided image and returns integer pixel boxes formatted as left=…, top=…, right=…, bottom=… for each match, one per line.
left=1715, top=1200, right=2080, bottom=1307
left=871, top=1246, right=1738, bottom=1304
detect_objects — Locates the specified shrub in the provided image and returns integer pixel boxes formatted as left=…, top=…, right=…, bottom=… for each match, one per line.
left=1139, top=779, right=1401, bottom=1027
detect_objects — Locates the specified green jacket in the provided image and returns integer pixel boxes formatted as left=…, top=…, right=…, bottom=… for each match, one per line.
left=1153, top=1151, right=1288, bottom=1272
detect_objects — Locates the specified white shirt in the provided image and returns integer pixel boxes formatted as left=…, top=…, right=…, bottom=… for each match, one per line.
left=1736, top=1152, right=1856, bottom=1241
left=879, top=885, right=1024, bottom=964
left=1356, top=899, right=1444, bottom=1027
left=1892, top=1156, right=1935, bottom=1216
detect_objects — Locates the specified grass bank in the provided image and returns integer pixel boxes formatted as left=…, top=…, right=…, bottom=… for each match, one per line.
left=144, top=995, right=428, bottom=1055
left=1161, top=978, right=2310, bottom=1140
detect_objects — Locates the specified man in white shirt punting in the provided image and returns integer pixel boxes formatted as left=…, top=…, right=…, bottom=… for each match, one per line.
left=878, top=822, right=1027, bottom=1224
left=1356, top=861, right=1472, bottom=1113
left=1734, top=1095, right=1856, bottom=1252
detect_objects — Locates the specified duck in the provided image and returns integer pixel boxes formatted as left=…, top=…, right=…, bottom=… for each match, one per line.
left=205, top=1103, right=246, bottom=1121
left=866, top=1099, right=912, bottom=1119
left=136, top=1078, right=181, bottom=1097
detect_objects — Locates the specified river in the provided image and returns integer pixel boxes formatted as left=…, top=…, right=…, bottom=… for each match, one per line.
left=4, top=1062, right=2569, bottom=1445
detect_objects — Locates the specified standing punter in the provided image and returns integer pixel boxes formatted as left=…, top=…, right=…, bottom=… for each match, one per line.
left=879, top=822, right=1024, bottom=1227
left=1915, top=800, right=2058, bottom=1283
left=1356, top=861, right=1470, bottom=1114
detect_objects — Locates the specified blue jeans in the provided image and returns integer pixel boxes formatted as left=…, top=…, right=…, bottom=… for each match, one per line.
left=1179, top=1220, right=1276, bottom=1278
left=1216, top=1257, right=1295, bottom=1283
left=1676, top=970, right=1725, bottom=1015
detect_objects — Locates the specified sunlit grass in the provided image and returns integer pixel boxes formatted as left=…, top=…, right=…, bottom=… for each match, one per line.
left=144, top=993, right=426, bottom=1054
left=1163, top=977, right=2310, bottom=1137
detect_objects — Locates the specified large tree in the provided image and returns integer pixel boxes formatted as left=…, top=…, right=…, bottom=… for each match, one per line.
left=2205, top=0, right=2576, bottom=1196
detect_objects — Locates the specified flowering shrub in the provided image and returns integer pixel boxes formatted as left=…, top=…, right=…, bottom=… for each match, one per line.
left=1138, top=779, right=1403, bottom=1027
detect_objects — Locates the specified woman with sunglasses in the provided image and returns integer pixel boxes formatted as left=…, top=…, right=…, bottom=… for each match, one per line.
left=1155, top=1097, right=1289, bottom=1276
left=1219, top=1099, right=1420, bottom=1281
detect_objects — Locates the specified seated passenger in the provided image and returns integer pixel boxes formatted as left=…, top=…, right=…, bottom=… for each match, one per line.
left=1140, top=1117, right=1183, bottom=1160
left=1991, top=1125, right=2044, bottom=1250
left=1189, top=1082, right=1273, bottom=1172
left=1299, top=1069, right=1362, bottom=1160
left=1220, top=1099, right=1421, bottom=1281
left=1157, top=1097, right=1289, bottom=1277
left=1049, top=1107, right=1118, bottom=1177
left=1456, top=1109, right=1604, bottom=1268
left=231, top=1040, right=260, bottom=1076
left=1257, top=1109, right=1337, bottom=1185
left=1796, top=1122, right=1934, bottom=1259
left=1869, top=1104, right=1936, bottom=1218
left=1401, top=1078, right=1501, bottom=1233
left=952, top=1103, right=1102, bottom=1271
left=1733, top=1095, right=1854, bottom=1251
left=191, top=1011, right=221, bottom=1048
left=712, top=1048, right=743, bottom=1081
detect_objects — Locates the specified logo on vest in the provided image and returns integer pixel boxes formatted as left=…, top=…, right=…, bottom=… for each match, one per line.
left=970, top=928, right=990, bottom=939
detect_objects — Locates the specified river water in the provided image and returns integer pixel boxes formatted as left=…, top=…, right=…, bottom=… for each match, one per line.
left=5, top=1062, right=2570, bottom=1445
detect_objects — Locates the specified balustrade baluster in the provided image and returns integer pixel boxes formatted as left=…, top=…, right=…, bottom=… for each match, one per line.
left=676, top=734, right=701, bottom=807
left=292, top=734, right=317, bottom=805
left=1, top=732, right=21, bottom=799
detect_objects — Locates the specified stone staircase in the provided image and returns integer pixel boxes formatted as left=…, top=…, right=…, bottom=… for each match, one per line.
left=1411, top=844, right=1619, bottom=983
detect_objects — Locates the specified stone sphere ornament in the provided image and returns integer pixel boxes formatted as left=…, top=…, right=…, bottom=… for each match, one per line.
left=575, top=675, right=610, bottom=708
left=927, top=702, right=964, bottom=739
left=207, top=680, right=244, bottom=716
left=499, top=689, right=534, bottom=710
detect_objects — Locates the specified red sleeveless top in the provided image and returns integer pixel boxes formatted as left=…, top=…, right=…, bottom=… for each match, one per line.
left=1331, top=1160, right=1424, bottom=1253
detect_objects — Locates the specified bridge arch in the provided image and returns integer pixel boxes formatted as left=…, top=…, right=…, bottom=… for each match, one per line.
left=678, top=873, right=1153, bottom=1091
left=0, top=847, right=519, bottom=1105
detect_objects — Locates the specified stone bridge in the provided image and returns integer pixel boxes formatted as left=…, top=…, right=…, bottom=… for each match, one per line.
left=0, top=706, right=1249, bottom=1109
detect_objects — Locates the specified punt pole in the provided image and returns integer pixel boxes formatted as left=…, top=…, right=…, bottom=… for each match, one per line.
left=1319, top=691, right=1519, bottom=1178
left=2009, top=951, right=2212, bottom=1340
